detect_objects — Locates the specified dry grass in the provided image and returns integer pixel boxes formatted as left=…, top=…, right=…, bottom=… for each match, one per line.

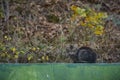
left=0, top=0, right=120, bottom=63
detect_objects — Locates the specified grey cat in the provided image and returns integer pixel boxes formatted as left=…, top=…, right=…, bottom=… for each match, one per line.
left=70, top=47, right=97, bottom=63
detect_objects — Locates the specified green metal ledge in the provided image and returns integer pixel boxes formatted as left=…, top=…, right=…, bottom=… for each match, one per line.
left=0, top=63, right=120, bottom=80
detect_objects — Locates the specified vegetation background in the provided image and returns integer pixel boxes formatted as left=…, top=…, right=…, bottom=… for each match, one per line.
left=0, top=0, right=120, bottom=63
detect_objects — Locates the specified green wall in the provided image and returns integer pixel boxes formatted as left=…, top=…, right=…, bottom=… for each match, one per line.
left=0, top=63, right=120, bottom=80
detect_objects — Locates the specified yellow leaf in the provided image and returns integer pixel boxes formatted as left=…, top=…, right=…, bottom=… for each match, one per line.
left=32, top=47, right=36, bottom=51
left=94, top=30, right=103, bottom=35
left=11, top=47, right=16, bottom=52
left=37, top=47, right=40, bottom=50
left=27, top=56, right=33, bottom=61
left=46, top=56, right=49, bottom=61
left=20, top=51, right=25, bottom=54
left=4, top=36, right=8, bottom=39
left=71, top=5, right=78, bottom=12
left=80, top=21, right=86, bottom=27
left=94, top=25, right=104, bottom=35
left=87, top=23, right=94, bottom=28
left=94, top=29, right=104, bottom=35
left=71, top=5, right=86, bottom=17
left=42, top=56, right=45, bottom=60
left=14, top=55, right=18, bottom=59
left=97, top=12, right=108, bottom=18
